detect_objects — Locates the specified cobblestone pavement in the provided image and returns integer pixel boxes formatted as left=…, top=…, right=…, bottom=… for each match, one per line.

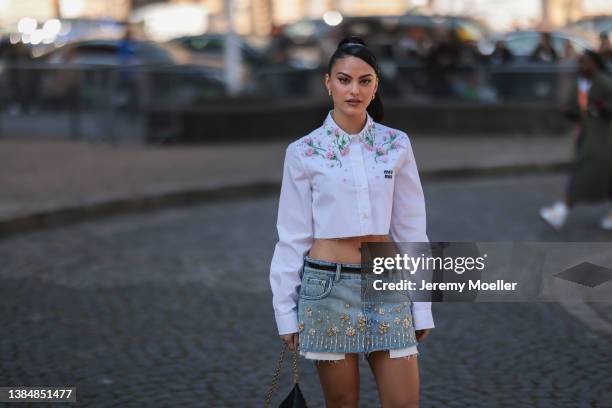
left=1, top=173, right=611, bottom=407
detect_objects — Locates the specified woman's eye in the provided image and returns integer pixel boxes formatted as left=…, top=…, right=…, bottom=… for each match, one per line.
left=339, top=77, right=348, bottom=84
left=362, top=79, right=371, bottom=85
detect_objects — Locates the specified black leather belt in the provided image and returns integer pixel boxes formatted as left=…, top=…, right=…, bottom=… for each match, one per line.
left=305, top=260, right=368, bottom=274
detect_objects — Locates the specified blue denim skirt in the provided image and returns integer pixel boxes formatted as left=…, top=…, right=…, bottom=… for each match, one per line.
left=297, top=256, right=417, bottom=355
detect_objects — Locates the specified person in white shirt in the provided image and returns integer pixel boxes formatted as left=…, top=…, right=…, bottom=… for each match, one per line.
left=269, top=36, right=433, bottom=407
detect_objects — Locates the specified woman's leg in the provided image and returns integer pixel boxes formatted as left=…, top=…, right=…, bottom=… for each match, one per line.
left=314, top=353, right=360, bottom=408
left=366, top=351, right=419, bottom=408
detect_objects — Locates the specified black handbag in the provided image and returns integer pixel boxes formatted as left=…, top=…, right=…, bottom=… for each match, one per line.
left=264, top=343, right=307, bottom=408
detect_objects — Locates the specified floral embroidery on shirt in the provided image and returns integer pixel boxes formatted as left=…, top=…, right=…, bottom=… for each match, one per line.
left=301, top=112, right=406, bottom=168
left=335, top=133, right=351, bottom=157
left=303, top=137, right=326, bottom=157
left=302, top=136, right=342, bottom=168
left=361, top=124, right=376, bottom=151
left=373, top=130, right=404, bottom=163
left=325, top=149, right=342, bottom=167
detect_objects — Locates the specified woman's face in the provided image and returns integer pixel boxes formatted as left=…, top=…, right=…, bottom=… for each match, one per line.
left=325, top=55, right=378, bottom=117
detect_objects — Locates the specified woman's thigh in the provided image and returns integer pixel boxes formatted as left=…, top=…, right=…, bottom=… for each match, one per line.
left=366, top=351, right=419, bottom=408
left=315, top=353, right=360, bottom=407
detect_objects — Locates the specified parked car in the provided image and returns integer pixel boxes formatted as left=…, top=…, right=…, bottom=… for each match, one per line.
left=502, top=30, right=595, bottom=61
left=32, top=39, right=225, bottom=107
left=267, top=13, right=494, bottom=68
left=169, top=33, right=265, bottom=90
left=169, top=33, right=265, bottom=68
left=39, top=38, right=194, bottom=66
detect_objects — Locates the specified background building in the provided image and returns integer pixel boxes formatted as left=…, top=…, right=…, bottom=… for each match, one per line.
left=0, top=0, right=611, bottom=38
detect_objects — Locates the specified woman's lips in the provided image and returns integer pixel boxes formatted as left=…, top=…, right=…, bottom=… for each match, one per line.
left=346, top=100, right=362, bottom=106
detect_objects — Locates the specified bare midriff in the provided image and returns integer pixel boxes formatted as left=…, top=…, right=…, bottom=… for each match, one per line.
left=308, top=234, right=393, bottom=264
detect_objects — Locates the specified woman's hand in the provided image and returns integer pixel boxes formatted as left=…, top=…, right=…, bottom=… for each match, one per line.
left=280, top=333, right=299, bottom=351
left=415, top=329, right=431, bottom=342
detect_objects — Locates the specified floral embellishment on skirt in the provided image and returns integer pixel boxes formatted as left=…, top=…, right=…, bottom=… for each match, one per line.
left=345, top=326, right=356, bottom=337
left=306, top=306, right=313, bottom=317
left=357, top=313, right=367, bottom=331
left=298, top=322, right=305, bottom=332
left=378, top=321, right=390, bottom=334
left=327, top=326, right=340, bottom=337
left=339, top=313, right=350, bottom=323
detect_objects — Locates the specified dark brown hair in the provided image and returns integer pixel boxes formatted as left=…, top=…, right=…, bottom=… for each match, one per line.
left=328, top=36, right=384, bottom=122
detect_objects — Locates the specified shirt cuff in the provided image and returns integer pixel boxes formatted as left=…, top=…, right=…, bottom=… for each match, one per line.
left=275, top=311, right=299, bottom=335
left=412, top=307, right=435, bottom=330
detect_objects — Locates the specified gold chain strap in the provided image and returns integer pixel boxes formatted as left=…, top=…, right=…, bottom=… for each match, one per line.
left=291, top=345, right=299, bottom=384
left=264, top=343, right=300, bottom=407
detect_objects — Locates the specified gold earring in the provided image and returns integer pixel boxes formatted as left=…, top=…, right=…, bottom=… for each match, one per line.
left=372, top=94, right=376, bottom=100
left=328, top=89, right=332, bottom=96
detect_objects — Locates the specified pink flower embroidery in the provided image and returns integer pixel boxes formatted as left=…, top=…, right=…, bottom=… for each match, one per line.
left=306, top=148, right=313, bottom=156
left=340, top=146, right=350, bottom=156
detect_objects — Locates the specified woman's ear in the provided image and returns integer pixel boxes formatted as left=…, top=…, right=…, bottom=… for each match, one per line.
left=324, top=73, right=330, bottom=91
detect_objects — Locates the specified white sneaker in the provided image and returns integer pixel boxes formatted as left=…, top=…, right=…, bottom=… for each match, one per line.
left=601, top=213, right=612, bottom=230
left=539, top=201, right=569, bottom=230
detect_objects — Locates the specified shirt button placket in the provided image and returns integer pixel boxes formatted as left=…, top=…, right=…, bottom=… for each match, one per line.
left=350, top=138, right=372, bottom=234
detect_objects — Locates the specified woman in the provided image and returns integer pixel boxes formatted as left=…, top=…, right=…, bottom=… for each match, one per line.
left=540, top=50, right=612, bottom=230
left=269, top=36, right=434, bottom=407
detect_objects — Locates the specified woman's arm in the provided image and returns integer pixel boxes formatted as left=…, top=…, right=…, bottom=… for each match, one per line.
left=269, top=142, right=314, bottom=335
left=389, top=133, right=435, bottom=331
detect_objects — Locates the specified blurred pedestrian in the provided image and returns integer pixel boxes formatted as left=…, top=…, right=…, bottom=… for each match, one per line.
left=562, top=38, right=578, bottom=61
left=599, top=31, right=612, bottom=62
left=540, top=50, right=612, bottom=230
left=117, top=26, right=138, bottom=112
left=426, top=29, right=459, bottom=97
left=6, top=40, right=34, bottom=114
left=489, top=40, right=514, bottom=65
left=118, top=26, right=137, bottom=65
left=530, top=32, right=558, bottom=63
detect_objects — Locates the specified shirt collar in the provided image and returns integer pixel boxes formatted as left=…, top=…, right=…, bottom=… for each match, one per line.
left=323, top=110, right=375, bottom=142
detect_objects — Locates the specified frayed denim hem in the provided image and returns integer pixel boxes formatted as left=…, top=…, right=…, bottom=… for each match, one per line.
left=300, top=350, right=419, bottom=362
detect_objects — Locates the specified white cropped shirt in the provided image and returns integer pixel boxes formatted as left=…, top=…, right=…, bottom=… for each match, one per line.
left=270, top=110, right=434, bottom=335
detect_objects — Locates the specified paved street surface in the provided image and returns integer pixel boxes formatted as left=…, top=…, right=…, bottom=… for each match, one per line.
left=1, top=173, right=611, bottom=407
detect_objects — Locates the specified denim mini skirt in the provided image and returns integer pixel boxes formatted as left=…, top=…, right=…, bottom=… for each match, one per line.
left=297, top=256, right=418, bottom=356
